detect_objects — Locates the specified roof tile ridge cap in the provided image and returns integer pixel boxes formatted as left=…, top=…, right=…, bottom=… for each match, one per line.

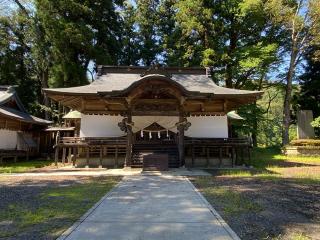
left=30, top=114, right=53, bottom=123
left=213, top=85, right=264, bottom=93
left=140, top=73, right=169, bottom=77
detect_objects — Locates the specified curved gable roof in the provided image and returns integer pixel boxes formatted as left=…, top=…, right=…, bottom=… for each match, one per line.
left=43, top=68, right=263, bottom=98
left=0, top=86, right=52, bottom=125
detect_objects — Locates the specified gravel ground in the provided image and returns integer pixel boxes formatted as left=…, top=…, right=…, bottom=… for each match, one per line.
left=0, top=175, right=119, bottom=240
left=192, top=176, right=320, bottom=240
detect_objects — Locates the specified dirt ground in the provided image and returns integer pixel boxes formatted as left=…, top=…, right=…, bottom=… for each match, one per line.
left=0, top=175, right=119, bottom=240
left=192, top=176, right=320, bottom=240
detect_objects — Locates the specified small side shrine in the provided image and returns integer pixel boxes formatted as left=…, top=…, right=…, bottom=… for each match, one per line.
left=0, top=86, right=51, bottom=161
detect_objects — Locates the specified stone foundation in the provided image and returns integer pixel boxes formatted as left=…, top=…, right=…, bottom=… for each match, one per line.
left=284, top=146, right=320, bottom=156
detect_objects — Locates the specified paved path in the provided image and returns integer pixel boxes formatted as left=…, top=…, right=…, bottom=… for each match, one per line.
left=1, top=168, right=210, bottom=177
left=59, top=175, right=239, bottom=240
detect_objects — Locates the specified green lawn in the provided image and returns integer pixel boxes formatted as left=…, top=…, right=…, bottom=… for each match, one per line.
left=194, top=148, right=320, bottom=239
left=0, top=160, right=53, bottom=174
left=0, top=176, right=120, bottom=239
left=216, top=147, right=320, bottom=184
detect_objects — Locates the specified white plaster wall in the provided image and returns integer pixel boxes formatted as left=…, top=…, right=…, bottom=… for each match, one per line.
left=185, top=116, right=228, bottom=138
left=0, top=129, right=17, bottom=149
left=80, top=114, right=125, bottom=137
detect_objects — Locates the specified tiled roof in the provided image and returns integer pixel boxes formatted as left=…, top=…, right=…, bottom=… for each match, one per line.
left=43, top=72, right=263, bottom=97
left=0, top=86, right=52, bottom=125
left=0, top=106, right=52, bottom=125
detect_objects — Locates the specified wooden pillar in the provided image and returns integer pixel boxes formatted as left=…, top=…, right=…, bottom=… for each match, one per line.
left=206, top=147, right=210, bottom=167
left=178, top=114, right=185, bottom=167
left=67, top=148, right=72, bottom=163
left=232, top=147, right=236, bottom=168
left=247, top=146, right=251, bottom=166
left=241, top=148, right=244, bottom=165
left=191, top=145, right=195, bottom=167
left=54, top=147, right=59, bottom=166
left=219, top=147, right=223, bottom=167
left=73, top=147, right=77, bottom=166
left=124, top=113, right=133, bottom=168
left=61, top=148, right=66, bottom=164
left=99, top=145, right=103, bottom=167
left=86, top=147, right=90, bottom=167
left=115, top=146, right=119, bottom=167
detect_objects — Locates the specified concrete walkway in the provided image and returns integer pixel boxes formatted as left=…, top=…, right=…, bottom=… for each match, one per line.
left=59, top=175, right=240, bottom=240
left=1, top=168, right=211, bottom=177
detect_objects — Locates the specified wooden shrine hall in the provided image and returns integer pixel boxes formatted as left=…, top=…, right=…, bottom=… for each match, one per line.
left=44, top=66, right=263, bottom=170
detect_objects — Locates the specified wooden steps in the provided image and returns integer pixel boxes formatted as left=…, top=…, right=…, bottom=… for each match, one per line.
left=131, top=143, right=179, bottom=168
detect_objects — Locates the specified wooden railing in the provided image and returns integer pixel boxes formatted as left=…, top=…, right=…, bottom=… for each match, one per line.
left=54, top=137, right=127, bottom=166
left=184, top=137, right=252, bottom=167
left=185, top=137, right=252, bottom=146
left=53, top=136, right=252, bottom=168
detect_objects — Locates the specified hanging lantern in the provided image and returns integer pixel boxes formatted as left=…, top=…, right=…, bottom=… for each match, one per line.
left=149, top=131, right=152, bottom=139
left=166, top=129, right=169, bottom=138
left=158, top=131, right=161, bottom=138
left=141, top=130, right=144, bottom=138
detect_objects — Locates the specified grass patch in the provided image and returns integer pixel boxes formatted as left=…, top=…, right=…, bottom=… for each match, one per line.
left=194, top=177, right=262, bottom=216
left=291, top=233, right=312, bottom=240
left=251, top=148, right=320, bottom=168
left=0, top=176, right=120, bottom=238
left=208, top=148, right=320, bottom=184
left=0, top=160, right=53, bottom=174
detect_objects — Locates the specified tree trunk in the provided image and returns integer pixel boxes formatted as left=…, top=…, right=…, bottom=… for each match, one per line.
left=252, top=72, right=266, bottom=147
left=282, top=47, right=298, bottom=146
left=40, top=68, right=50, bottom=120
left=225, top=22, right=237, bottom=88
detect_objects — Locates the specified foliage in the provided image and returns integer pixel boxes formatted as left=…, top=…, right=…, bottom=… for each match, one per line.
left=0, top=10, right=38, bottom=112
left=174, top=0, right=281, bottom=87
left=1, top=0, right=320, bottom=148
left=35, top=0, right=123, bottom=87
left=265, top=0, right=320, bottom=145
left=296, top=46, right=320, bottom=137
left=118, top=1, right=140, bottom=65
left=311, top=117, right=320, bottom=128
left=135, top=0, right=161, bottom=65
left=233, top=83, right=298, bottom=147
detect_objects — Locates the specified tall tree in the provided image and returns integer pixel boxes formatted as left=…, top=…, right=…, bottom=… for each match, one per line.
left=297, top=46, right=320, bottom=118
left=265, top=0, right=320, bottom=145
left=35, top=0, right=123, bottom=87
left=157, top=0, right=184, bottom=66
left=174, top=0, right=281, bottom=87
left=0, top=9, right=37, bottom=111
left=135, top=0, right=161, bottom=65
left=118, top=1, right=140, bottom=65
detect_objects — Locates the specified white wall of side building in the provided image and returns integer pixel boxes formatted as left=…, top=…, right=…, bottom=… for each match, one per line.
left=0, top=129, right=18, bottom=149
left=80, top=114, right=125, bottom=138
left=185, top=116, right=228, bottom=138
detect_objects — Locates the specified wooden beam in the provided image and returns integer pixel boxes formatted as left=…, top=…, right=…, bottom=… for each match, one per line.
left=178, top=113, right=185, bottom=167
left=132, top=111, right=179, bottom=116
left=124, top=111, right=133, bottom=168
left=190, top=111, right=225, bottom=116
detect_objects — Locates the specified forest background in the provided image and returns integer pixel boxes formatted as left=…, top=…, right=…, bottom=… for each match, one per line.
left=0, top=0, right=319, bottom=147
